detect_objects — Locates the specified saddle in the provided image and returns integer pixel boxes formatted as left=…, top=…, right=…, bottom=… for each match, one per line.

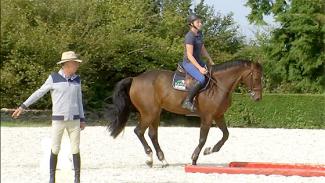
left=172, top=62, right=210, bottom=91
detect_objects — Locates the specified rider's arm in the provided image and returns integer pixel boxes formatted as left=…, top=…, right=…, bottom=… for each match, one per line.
left=201, top=44, right=214, bottom=65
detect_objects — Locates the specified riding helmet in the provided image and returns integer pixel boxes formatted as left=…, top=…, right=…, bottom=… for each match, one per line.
left=187, top=14, right=201, bottom=25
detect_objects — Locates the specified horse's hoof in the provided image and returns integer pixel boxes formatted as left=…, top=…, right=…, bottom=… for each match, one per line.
left=161, top=160, right=169, bottom=168
left=145, top=152, right=153, bottom=167
left=203, top=147, right=212, bottom=155
left=192, top=160, right=197, bottom=165
left=145, top=160, right=153, bottom=168
left=212, top=146, right=221, bottom=152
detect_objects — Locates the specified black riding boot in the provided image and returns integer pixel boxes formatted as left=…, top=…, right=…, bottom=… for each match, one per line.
left=73, top=153, right=81, bottom=183
left=49, top=151, right=58, bottom=183
left=182, top=80, right=202, bottom=112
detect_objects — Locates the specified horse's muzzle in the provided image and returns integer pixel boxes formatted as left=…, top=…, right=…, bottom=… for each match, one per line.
left=249, top=91, right=261, bottom=101
left=254, top=96, right=261, bottom=101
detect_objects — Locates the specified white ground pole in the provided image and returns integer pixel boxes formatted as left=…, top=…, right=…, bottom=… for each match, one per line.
left=40, top=131, right=73, bottom=182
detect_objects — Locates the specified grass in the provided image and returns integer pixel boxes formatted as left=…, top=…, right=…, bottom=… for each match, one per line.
left=1, top=120, right=51, bottom=127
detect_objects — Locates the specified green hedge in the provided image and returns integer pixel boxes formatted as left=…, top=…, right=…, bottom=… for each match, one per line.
left=224, top=93, right=325, bottom=129
left=2, top=94, right=324, bottom=129
left=160, top=93, right=325, bottom=129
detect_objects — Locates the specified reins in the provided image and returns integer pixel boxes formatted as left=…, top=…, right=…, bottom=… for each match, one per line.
left=206, top=67, right=228, bottom=94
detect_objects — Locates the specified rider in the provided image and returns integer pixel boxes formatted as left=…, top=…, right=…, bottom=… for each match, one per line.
left=182, top=13, right=214, bottom=112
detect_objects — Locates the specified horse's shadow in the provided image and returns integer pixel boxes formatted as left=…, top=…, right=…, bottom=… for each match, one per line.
left=84, top=163, right=228, bottom=170
left=157, top=162, right=228, bottom=168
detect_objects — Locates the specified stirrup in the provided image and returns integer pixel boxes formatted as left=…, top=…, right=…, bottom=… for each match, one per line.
left=182, top=100, right=196, bottom=112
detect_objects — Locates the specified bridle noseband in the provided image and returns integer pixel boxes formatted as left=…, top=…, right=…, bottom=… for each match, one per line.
left=243, top=64, right=262, bottom=97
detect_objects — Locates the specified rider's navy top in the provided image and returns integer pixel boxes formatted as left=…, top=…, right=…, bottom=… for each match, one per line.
left=182, top=30, right=206, bottom=85
left=183, top=30, right=204, bottom=65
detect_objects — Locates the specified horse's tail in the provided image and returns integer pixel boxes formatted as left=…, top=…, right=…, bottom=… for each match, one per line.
left=107, top=77, right=133, bottom=138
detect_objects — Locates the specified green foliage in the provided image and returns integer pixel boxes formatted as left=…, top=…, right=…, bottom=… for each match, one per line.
left=245, top=0, right=325, bottom=93
left=1, top=0, right=244, bottom=109
left=226, top=93, right=325, bottom=129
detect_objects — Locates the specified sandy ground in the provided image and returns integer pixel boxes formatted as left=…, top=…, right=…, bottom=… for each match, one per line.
left=1, top=126, right=325, bottom=183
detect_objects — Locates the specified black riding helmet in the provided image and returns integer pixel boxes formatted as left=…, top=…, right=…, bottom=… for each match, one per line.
left=187, top=14, right=201, bottom=25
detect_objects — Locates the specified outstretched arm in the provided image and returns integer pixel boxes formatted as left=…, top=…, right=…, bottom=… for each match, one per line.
left=12, top=75, right=53, bottom=118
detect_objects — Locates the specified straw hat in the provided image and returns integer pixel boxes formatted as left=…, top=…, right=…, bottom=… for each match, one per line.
left=57, top=51, right=82, bottom=64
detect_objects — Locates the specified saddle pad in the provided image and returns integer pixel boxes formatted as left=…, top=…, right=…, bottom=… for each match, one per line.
left=172, top=72, right=210, bottom=92
left=172, top=72, right=187, bottom=91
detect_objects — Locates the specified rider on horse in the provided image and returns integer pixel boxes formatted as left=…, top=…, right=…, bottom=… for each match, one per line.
left=182, top=13, right=214, bottom=112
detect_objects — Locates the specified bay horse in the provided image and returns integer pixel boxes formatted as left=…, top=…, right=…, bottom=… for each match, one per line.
left=107, top=60, right=263, bottom=167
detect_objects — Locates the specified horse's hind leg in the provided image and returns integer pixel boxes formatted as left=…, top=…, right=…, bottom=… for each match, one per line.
left=134, top=122, right=153, bottom=167
left=204, top=115, right=229, bottom=155
left=148, top=118, right=168, bottom=168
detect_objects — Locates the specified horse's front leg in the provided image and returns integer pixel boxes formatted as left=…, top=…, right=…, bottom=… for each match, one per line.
left=191, top=121, right=211, bottom=165
left=204, top=115, right=229, bottom=155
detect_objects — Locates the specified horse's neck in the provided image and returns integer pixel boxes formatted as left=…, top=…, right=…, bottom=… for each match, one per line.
left=214, top=67, right=249, bottom=94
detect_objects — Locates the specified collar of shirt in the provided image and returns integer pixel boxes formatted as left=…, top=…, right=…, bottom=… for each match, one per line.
left=190, top=30, right=202, bottom=37
left=58, top=69, right=77, bottom=80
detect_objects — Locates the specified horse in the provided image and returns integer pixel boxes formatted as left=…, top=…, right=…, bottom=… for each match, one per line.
left=107, top=60, right=263, bottom=167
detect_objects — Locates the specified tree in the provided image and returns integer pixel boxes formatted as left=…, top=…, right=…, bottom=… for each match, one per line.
left=246, top=0, right=325, bottom=93
left=1, top=0, right=246, bottom=110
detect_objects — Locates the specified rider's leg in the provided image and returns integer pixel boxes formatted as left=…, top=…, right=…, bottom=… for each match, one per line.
left=182, top=80, right=202, bottom=112
left=182, top=61, right=206, bottom=112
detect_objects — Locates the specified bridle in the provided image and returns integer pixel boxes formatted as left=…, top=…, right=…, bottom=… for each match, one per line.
left=242, top=64, right=262, bottom=97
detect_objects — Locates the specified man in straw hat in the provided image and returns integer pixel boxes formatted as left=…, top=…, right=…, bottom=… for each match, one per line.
left=12, top=51, right=86, bottom=183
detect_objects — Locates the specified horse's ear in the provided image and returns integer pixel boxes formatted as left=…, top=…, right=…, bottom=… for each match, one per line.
left=255, top=58, right=263, bottom=66
left=254, top=61, right=263, bottom=72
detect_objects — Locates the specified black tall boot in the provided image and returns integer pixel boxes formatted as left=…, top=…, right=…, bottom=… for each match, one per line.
left=73, top=153, right=81, bottom=183
left=49, top=151, right=58, bottom=183
left=182, top=80, right=202, bottom=112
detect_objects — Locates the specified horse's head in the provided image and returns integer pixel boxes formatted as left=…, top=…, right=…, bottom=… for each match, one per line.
left=241, top=62, right=263, bottom=101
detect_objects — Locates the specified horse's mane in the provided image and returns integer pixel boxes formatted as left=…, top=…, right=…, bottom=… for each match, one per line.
left=212, top=59, right=259, bottom=72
